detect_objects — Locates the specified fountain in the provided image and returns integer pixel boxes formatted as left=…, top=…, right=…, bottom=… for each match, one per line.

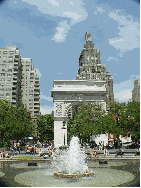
left=53, top=136, right=94, bottom=178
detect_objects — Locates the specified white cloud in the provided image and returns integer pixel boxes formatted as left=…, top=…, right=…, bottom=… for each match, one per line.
left=113, top=75, right=140, bottom=102
left=70, top=1, right=74, bottom=5
left=130, top=74, right=140, bottom=79
left=40, top=92, right=53, bottom=102
left=58, top=73, right=62, bottom=74
left=48, top=0, right=59, bottom=7
left=107, top=57, right=119, bottom=62
left=110, top=39, right=124, bottom=43
left=51, top=20, right=70, bottom=42
left=22, top=0, right=88, bottom=42
left=41, top=106, right=54, bottom=115
left=14, top=1, right=17, bottom=3
left=35, top=68, right=42, bottom=78
left=94, top=11, right=97, bottom=14
left=96, top=7, right=105, bottom=13
left=63, top=11, right=82, bottom=21
left=114, top=90, right=132, bottom=101
left=108, top=11, right=140, bottom=56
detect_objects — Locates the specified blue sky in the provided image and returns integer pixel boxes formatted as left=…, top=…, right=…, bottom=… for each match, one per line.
left=0, top=0, right=140, bottom=114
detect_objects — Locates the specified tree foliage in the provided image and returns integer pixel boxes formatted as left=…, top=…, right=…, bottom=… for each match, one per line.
left=0, top=99, right=35, bottom=147
left=67, top=100, right=140, bottom=142
left=37, top=114, right=54, bottom=142
left=67, top=103, right=105, bottom=140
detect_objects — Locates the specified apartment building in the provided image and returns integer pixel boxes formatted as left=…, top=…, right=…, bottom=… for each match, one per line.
left=76, top=32, right=114, bottom=102
left=132, top=79, right=140, bottom=102
left=0, top=45, right=22, bottom=106
left=21, top=58, right=40, bottom=117
left=0, top=45, right=40, bottom=118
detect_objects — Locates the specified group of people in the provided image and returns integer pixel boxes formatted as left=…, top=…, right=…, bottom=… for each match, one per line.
left=38, top=146, right=53, bottom=158
left=92, top=147, right=108, bottom=157
left=25, top=144, right=36, bottom=155
left=0, top=150, right=11, bottom=158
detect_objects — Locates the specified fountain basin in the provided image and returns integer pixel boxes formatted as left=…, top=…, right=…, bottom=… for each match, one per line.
left=54, top=172, right=94, bottom=178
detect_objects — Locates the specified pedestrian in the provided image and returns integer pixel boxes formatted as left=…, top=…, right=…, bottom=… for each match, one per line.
left=38, top=149, right=43, bottom=157
left=0, top=150, right=3, bottom=158
left=48, top=147, right=52, bottom=158
left=104, top=147, right=107, bottom=156
left=92, top=148, right=97, bottom=157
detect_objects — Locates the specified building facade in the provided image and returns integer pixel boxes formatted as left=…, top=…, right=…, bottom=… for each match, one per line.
left=21, top=58, right=40, bottom=117
left=76, top=32, right=114, bottom=103
left=132, top=79, right=140, bottom=102
left=0, top=45, right=40, bottom=118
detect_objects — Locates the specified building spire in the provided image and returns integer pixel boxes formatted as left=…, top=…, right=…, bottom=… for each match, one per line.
left=85, top=32, right=92, bottom=43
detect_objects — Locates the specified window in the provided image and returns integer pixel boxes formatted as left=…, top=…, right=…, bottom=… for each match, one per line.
left=3, top=60, right=6, bottom=63
left=9, top=60, right=13, bottom=63
left=6, top=88, right=11, bottom=91
left=9, top=55, right=13, bottom=58
left=7, top=83, right=11, bottom=86
left=6, top=93, right=10, bottom=96
left=8, top=69, right=12, bottom=72
left=26, top=69, right=29, bottom=71
left=10, top=51, right=14, bottom=54
left=3, top=51, right=7, bottom=54
left=30, top=81, right=33, bottom=83
left=2, top=64, right=6, bottom=67
left=2, top=69, right=5, bottom=71
left=30, top=77, right=34, bottom=79
left=29, top=107, right=33, bottom=109
left=1, top=73, right=5, bottom=76
left=29, top=103, right=32, bottom=105
left=7, top=73, right=12, bottom=77
left=29, top=94, right=33, bottom=96
left=26, top=61, right=30, bottom=63
left=30, top=73, right=34, bottom=76
left=1, top=78, right=5, bottom=81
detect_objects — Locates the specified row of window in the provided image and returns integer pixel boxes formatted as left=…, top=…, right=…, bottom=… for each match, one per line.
left=0, top=55, right=13, bottom=58
left=0, top=51, right=14, bottom=54
left=0, top=93, right=10, bottom=96
left=1, top=60, right=13, bottom=63
left=0, top=64, right=13, bottom=67
left=1, top=69, right=12, bottom=72
left=0, top=83, right=11, bottom=86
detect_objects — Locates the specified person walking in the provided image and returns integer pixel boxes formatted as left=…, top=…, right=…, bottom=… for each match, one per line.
left=104, top=147, right=107, bottom=156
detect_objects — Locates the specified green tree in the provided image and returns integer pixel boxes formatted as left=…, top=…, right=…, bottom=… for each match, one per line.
left=107, top=101, right=126, bottom=138
left=0, top=100, right=35, bottom=147
left=0, top=100, right=14, bottom=147
left=67, top=103, right=105, bottom=141
left=121, top=100, right=140, bottom=140
left=12, top=104, right=35, bottom=142
left=37, top=114, right=54, bottom=142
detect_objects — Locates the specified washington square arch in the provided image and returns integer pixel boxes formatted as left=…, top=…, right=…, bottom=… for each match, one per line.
left=51, top=32, right=114, bottom=148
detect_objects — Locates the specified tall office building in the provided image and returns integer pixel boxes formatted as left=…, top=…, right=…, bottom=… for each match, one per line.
left=132, top=79, right=140, bottom=102
left=0, top=45, right=40, bottom=118
left=76, top=32, right=114, bottom=102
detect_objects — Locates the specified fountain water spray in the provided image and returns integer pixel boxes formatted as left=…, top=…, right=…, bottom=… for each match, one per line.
left=53, top=136, right=93, bottom=177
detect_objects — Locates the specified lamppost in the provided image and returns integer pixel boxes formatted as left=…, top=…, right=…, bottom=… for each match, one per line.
left=62, top=121, right=66, bottom=145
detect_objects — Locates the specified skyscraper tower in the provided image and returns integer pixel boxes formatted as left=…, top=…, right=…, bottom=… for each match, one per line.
left=76, top=32, right=114, bottom=102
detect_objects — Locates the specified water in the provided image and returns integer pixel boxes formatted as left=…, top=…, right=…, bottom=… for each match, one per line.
left=53, top=136, right=88, bottom=174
